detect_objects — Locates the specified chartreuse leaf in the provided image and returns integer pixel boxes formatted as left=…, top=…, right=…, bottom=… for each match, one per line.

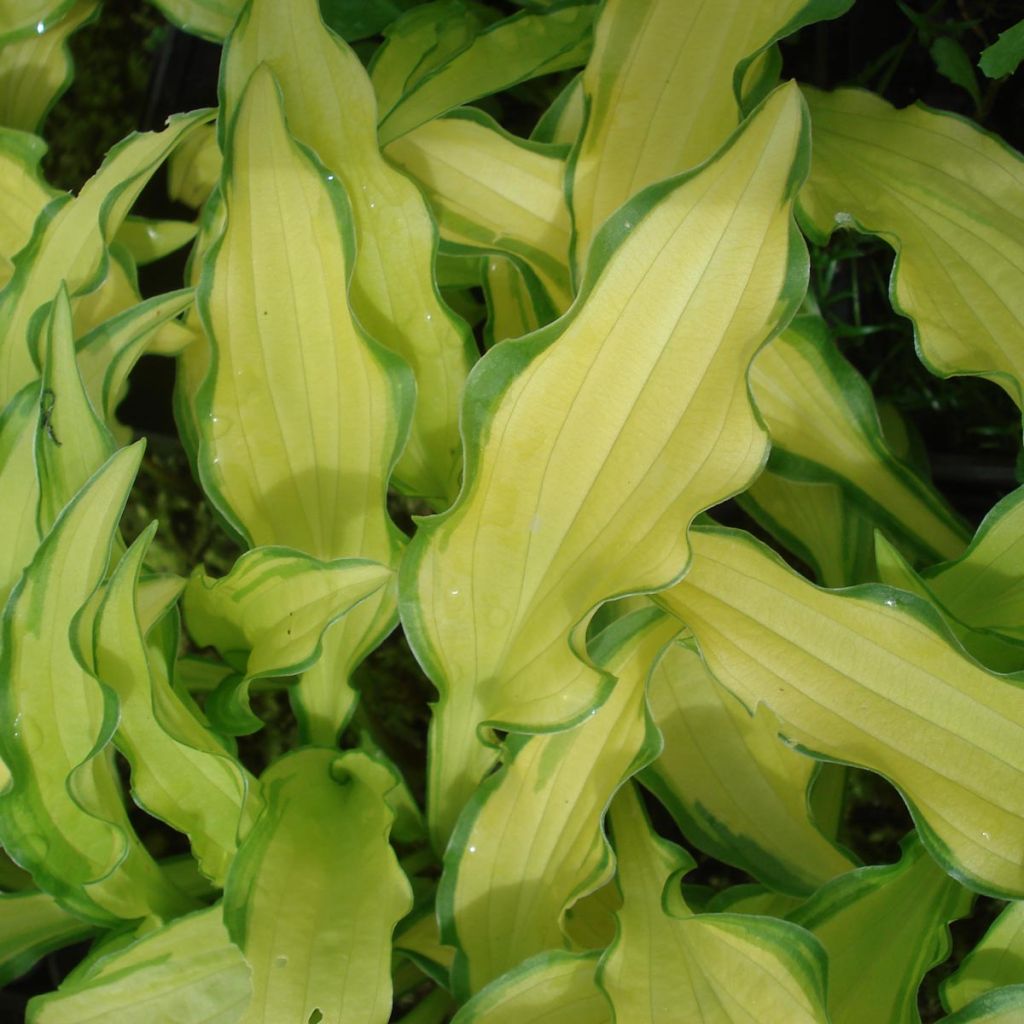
left=0, top=0, right=97, bottom=132
left=0, top=128, right=57, bottom=287
left=145, top=0, right=241, bottom=42
left=442, top=609, right=678, bottom=997
left=167, top=122, right=219, bottom=208
left=0, top=383, right=40, bottom=606
left=799, top=86, right=1024, bottom=410
left=377, top=4, right=595, bottom=145
left=450, top=950, right=609, bottom=1024
left=401, top=83, right=808, bottom=847
left=655, top=525, right=1024, bottom=898
left=223, top=0, right=472, bottom=505
left=568, top=0, right=851, bottom=273
left=93, top=524, right=261, bottom=885
left=874, top=532, right=1024, bottom=673
left=0, top=889, right=96, bottom=985
left=942, top=987, right=1024, bottom=1023
left=925, top=487, right=1024, bottom=644
left=750, top=315, right=968, bottom=562
left=943, top=902, right=1024, bottom=1012
left=563, top=880, right=620, bottom=952
left=369, top=1, right=489, bottom=122
left=26, top=904, right=251, bottom=1024
left=184, top=548, right=392, bottom=735
left=0, top=444, right=190, bottom=923
left=385, top=108, right=573, bottom=312
left=223, top=748, right=412, bottom=1024
left=394, top=907, right=456, bottom=985
left=707, top=884, right=804, bottom=917
left=113, top=215, right=197, bottom=265
left=0, top=107, right=213, bottom=405
left=739, top=470, right=876, bottom=587
left=35, top=285, right=115, bottom=534
left=75, top=287, right=195, bottom=439
left=199, top=61, right=414, bottom=741
left=789, top=833, right=972, bottom=1024
left=480, top=253, right=552, bottom=345
left=642, top=636, right=855, bottom=897
left=599, top=782, right=829, bottom=1023
left=0, top=1, right=75, bottom=45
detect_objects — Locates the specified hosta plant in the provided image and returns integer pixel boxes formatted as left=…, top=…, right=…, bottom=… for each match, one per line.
left=2, top=0, right=1024, bottom=1021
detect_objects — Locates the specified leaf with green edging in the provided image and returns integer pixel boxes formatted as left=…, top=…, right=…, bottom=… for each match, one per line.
left=942, top=986, right=1024, bottom=1022
left=26, top=904, right=251, bottom=1023
left=789, top=832, right=973, bottom=1024
left=0, top=382, right=41, bottom=607
left=568, top=0, right=851, bottom=275
left=750, top=315, right=969, bottom=563
left=0, top=107, right=213, bottom=405
left=441, top=608, right=678, bottom=997
left=799, top=86, right=1024, bottom=412
left=183, top=547, right=393, bottom=736
left=943, top=902, right=1024, bottom=1013
left=94, top=524, right=262, bottom=885
left=0, top=0, right=98, bottom=133
left=223, top=748, right=412, bottom=1024
left=0, top=443, right=191, bottom=924
left=450, top=950, right=610, bottom=1024
left=386, top=108, right=573, bottom=313
left=0, top=128, right=59, bottom=288
left=598, top=782, right=830, bottom=1023
left=400, top=82, right=809, bottom=848
left=655, top=525, right=1024, bottom=898
left=223, top=0, right=473, bottom=505
left=642, top=636, right=856, bottom=897
left=0, top=889, right=97, bottom=986
left=377, top=4, right=595, bottom=145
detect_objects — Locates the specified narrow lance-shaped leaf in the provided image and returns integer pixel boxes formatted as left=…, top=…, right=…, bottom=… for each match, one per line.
left=799, top=86, right=1024, bottom=412
left=441, top=609, right=679, bottom=997
left=0, top=444, right=191, bottom=924
left=196, top=63, right=411, bottom=742
left=656, top=525, right=1024, bottom=898
left=0, top=0, right=98, bottom=133
left=750, top=315, right=968, bottom=562
left=943, top=902, right=1024, bottom=1012
left=788, top=832, right=973, bottom=1024
left=385, top=108, right=573, bottom=313
left=223, top=749, right=413, bottom=1024
left=26, top=904, right=251, bottom=1024
left=401, top=83, right=809, bottom=847
left=643, top=636, right=856, bottom=897
left=223, top=0, right=473, bottom=504
left=0, top=107, right=213, bottom=404
left=35, top=284, right=116, bottom=535
left=93, top=524, right=262, bottom=886
left=598, top=782, right=830, bottom=1023
left=568, top=0, right=852, bottom=274
left=480, top=253, right=553, bottom=346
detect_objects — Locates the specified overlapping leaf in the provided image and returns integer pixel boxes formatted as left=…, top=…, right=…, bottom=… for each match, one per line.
left=223, top=749, right=412, bottom=1024
left=0, top=444, right=190, bottom=923
left=643, top=636, right=856, bottom=896
left=789, top=832, right=972, bottom=1024
left=401, top=83, right=808, bottom=845
left=943, top=902, right=1024, bottom=1012
left=568, top=0, right=852, bottom=272
left=799, top=86, right=1024, bottom=410
left=222, top=0, right=473, bottom=504
left=598, top=783, right=830, bottom=1023
left=441, top=609, right=677, bottom=996
left=656, top=525, right=1024, bottom=897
